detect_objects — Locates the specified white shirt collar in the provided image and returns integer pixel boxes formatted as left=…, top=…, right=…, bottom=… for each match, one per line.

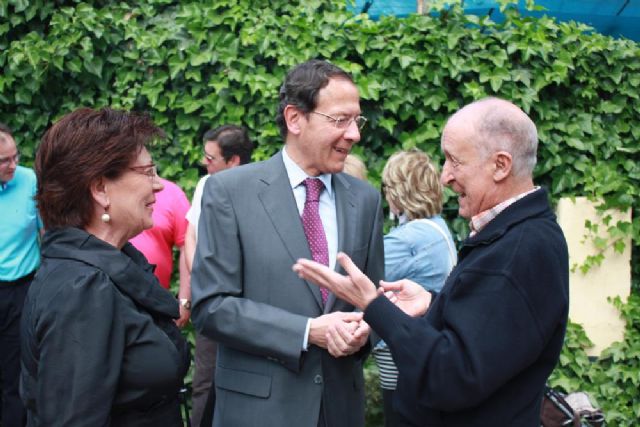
left=281, top=146, right=333, bottom=196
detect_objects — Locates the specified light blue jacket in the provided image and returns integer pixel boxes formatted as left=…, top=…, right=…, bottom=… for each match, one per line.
left=384, top=215, right=456, bottom=292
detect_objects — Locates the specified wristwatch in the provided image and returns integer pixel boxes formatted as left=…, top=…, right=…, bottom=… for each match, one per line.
left=179, top=298, right=191, bottom=311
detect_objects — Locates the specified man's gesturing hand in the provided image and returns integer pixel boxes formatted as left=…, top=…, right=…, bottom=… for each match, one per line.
left=293, top=252, right=378, bottom=310
left=379, top=279, right=432, bottom=317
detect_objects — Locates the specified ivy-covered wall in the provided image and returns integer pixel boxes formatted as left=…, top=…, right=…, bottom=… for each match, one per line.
left=2, top=0, right=639, bottom=424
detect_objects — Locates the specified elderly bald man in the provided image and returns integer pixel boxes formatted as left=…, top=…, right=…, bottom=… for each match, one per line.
left=294, top=97, right=569, bottom=427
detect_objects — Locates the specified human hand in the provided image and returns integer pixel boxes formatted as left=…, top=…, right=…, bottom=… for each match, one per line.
left=326, top=319, right=370, bottom=358
left=309, top=311, right=363, bottom=350
left=175, top=305, right=191, bottom=328
left=293, top=252, right=378, bottom=310
left=379, top=279, right=432, bottom=317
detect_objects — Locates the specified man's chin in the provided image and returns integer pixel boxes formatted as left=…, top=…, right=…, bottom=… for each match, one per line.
left=458, top=207, right=471, bottom=220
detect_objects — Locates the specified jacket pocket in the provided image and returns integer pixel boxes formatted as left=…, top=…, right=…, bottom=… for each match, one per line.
left=216, top=366, right=272, bottom=398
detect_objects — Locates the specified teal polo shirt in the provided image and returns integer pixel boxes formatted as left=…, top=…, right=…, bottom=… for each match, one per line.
left=0, top=165, right=42, bottom=281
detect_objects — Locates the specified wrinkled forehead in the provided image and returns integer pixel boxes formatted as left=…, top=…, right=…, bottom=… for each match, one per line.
left=0, top=134, right=17, bottom=155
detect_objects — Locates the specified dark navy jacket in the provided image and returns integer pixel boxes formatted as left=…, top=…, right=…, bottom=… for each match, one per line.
left=365, top=188, right=569, bottom=426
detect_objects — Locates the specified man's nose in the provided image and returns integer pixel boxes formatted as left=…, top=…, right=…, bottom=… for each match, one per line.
left=440, top=162, right=453, bottom=186
left=343, top=120, right=361, bottom=142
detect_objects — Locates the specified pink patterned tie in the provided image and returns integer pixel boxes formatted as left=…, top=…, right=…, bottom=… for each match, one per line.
left=302, top=178, right=330, bottom=304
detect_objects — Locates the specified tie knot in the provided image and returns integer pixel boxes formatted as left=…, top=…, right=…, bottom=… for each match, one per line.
left=303, top=178, right=324, bottom=202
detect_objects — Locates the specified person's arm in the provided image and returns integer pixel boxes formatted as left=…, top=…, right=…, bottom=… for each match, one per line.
left=184, top=222, right=197, bottom=273
left=175, top=247, right=191, bottom=328
left=32, top=269, right=123, bottom=425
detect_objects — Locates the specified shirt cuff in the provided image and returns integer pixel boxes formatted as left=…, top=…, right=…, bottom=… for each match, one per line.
left=302, top=318, right=311, bottom=351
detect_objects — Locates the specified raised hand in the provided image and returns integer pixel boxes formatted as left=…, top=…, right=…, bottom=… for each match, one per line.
left=293, top=252, right=378, bottom=310
left=379, top=279, right=432, bottom=317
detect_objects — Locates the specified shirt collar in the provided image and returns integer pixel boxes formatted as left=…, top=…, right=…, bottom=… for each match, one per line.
left=470, top=186, right=540, bottom=236
left=281, top=146, right=333, bottom=196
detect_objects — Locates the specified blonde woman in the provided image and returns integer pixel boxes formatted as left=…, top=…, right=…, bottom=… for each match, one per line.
left=374, top=149, right=456, bottom=427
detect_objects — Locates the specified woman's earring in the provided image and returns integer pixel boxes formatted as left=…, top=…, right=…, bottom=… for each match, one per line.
left=101, top=207, right=111, bottom=223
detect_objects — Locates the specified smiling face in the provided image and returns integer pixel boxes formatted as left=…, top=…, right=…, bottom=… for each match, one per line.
left=105, top=147, right=164, bottom=240
left=286, top=77, right=362, bottom=176
left=0, top=135, right=18, bottom=183
left=440, top=119, right=499, bottom=219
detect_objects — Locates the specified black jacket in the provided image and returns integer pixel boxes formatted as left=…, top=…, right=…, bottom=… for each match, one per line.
left=21, top=227, right=190, bottom=426
left=365, top=189, right=569, bottom=426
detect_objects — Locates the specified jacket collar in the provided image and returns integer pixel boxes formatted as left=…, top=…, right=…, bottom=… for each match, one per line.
left=41, top=227, right=179, bottom=319
left=462, top=188, right=551, bottom=250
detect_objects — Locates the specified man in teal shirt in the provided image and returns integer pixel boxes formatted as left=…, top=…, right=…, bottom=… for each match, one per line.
left=0, top=123, right=42, bottom=427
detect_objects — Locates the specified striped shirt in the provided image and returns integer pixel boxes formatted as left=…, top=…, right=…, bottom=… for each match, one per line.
left=469, top=187, right=540, bottom=237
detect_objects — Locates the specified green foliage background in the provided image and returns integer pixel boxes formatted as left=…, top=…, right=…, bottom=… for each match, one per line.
left=2, top=0, right=639, bottom=425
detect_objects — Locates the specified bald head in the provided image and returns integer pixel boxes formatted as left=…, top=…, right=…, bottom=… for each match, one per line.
left=0, top=123, right=12, bottom=145
left=447, top=97, right=538, bottom=178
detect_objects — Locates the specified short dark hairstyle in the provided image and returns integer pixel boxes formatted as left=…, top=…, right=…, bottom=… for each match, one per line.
left=275, top=59, right=353, bottom=139
left=202, top=124, right=253, bottom=165
left=35, top=107, right=165, bottom=229
left=0, top=122, right=12, bottom=144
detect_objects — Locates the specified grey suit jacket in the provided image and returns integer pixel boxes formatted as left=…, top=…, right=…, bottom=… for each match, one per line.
left=191, top=151, right=384, bottom=427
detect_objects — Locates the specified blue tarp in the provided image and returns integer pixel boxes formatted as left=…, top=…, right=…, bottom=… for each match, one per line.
left=349, top=0, right=640, bottom=41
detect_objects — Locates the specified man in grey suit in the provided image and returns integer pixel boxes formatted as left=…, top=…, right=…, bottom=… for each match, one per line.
left=191, top=59, right=384, bottom=427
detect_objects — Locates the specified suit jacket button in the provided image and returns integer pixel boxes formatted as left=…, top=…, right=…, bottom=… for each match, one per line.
left=314, top=374, right=323, bottom=384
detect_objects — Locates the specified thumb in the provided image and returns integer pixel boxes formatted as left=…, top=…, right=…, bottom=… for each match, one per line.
left=337, top=252, right=363, bottom=277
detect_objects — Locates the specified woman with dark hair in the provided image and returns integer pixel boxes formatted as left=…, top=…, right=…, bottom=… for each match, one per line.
left=20, top=108, right=190, bottom=426
left=373, top=149, right=457, bottom=427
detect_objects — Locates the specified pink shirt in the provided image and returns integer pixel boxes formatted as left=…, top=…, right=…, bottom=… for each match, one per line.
left=130, top=178, right=190, bottom=288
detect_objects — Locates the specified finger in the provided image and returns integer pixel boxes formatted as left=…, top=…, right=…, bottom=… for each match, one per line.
left=326, top=326, right=350, bottom=357
left=379, top=279, right=406, bottom=292
left=294, top=259, right=343, bottom=291
left=353, top=321, right=370, bottom=340
left=293, top=260, right=333, bottom=288
left=335, top=311, right=363, bottom=323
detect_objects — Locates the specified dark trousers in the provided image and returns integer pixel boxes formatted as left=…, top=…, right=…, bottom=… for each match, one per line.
left=0, top=274, right=32, bottom=427
left=190, top=333, right=217, bottom=427
left=382, top=388, right=415, bottom=427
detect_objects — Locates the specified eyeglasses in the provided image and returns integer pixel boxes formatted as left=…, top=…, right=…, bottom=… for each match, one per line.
left=203, top=150, right=216, bottom=163
left=129, top=164, right=158, bottom=181
left=0, top=153, right=19, bottom=167
left=310, top=111, right=367, bottom=131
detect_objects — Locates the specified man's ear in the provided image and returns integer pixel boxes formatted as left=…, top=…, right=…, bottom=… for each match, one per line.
left=227, top=154, right=241, bottom=168
left=90, top=178, right=110, bottom=209
left=284, top=105, right=303, bottom=136
left=493, top=151, right=512, bottom=182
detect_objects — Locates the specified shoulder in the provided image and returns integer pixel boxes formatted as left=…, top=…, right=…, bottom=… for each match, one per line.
left=209, top=156, right=278, bottom=190
left=196, top=174, right=210, bottom=187
left=391, top=219, right=442, bottom=242
left=15, top=165, right=37, bottom=186
left=32, top=258, right=115, bottom=311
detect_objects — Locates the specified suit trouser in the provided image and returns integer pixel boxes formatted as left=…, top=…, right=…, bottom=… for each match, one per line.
left=0, top=274, right=32, bottom=427
left=190, top=333, right=218, bottom=427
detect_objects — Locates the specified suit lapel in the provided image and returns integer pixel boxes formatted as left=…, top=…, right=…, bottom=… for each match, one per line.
left=324, top=173, right=357, bottom=313
left=258, top=153, right=324, bottom=309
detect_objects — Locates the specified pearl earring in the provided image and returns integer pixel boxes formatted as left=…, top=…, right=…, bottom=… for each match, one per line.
left=101, top=212, right=111, bottom=223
